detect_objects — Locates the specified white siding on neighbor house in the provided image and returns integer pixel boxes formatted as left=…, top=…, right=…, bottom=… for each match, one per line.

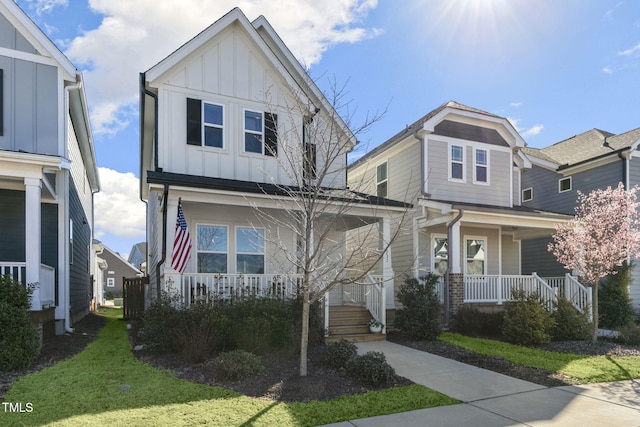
left=426, top=136, right=512, bottom=207
left=154, top=23, right=346, bottom=189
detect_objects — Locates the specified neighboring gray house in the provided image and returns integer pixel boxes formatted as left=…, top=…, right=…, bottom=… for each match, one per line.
left=348, top=101, right=589, bottom=319
left=0, top=0, right=99, bottom=337
left=94, top=241, right=142, bottom=304
left=127, top=242, right=146, bottom=272
left=521, top=127, right=640, bottom=308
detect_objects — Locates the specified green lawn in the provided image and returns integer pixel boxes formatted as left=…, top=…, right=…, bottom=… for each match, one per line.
left=1, top=309, right=457, bottom=426
left=439, top=332, right=640, bottom=384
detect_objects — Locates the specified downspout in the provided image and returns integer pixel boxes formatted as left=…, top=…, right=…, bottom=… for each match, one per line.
left=444, top=209, right=464, bottom=327
left=619, top=151, right=629, bottom=189
left=414, top=130, right=429, bottom=197
left=138, top=73, right=150, bottom=283
left=140, top=73, right=159, bottom=171
left=156, top=184, right=169, bottom=300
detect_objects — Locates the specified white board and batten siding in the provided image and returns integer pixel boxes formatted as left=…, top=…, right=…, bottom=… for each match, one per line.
left=154, top=23, right=345, bottom=189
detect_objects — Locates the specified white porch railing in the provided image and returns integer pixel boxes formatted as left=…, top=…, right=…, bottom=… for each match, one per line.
left=0, top=262, right=56, bottom=309
left=180, top=273, right=302, bottom=305
left=365, top=274, right=386, bottom=333
left=464, top=273, right=592, bottom=318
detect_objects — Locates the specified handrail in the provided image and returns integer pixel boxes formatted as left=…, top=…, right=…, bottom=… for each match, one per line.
left=365, top=274, right=386, bottom=333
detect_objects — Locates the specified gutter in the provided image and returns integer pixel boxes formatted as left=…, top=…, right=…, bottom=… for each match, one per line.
left=139, top=72, right=159, bottom=171
left=444, top=209, right=464, bottom=327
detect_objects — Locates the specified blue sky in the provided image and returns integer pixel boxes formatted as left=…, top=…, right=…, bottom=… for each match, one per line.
left=15, top=0, right=640, bottom=258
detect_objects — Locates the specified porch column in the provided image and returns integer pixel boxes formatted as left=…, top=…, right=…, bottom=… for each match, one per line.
left=449, top=221, right=461, bottom=274
left=25, top=177, right=42, bottom=311
left=380, top=217, right=394, bottom=309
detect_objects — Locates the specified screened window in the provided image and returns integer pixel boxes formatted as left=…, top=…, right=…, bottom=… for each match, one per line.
left=475, top=148, right=488, bottom=183
left=377, top=162, right=388, bottom=198
left=559, top=177, right=572, bottom=193
left=433, top=237, right=448, bottom=276
left=236, top=227, right=264, bottom=274
left=196, top=225, right=228, bottom=273
left=450, top=145, right=464, bottom=180
left=466, top=238, right=486, bottom=275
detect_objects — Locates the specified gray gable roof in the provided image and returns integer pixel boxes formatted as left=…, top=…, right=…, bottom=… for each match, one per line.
left=523, top=127, right=640, bottom=168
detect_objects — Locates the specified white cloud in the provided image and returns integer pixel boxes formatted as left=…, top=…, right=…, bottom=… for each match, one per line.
left=94, top=167, right=146, bottom=239
left=61, top=0, right=380, bottom=136
left=603, top=65, right=614, bottom=74
left=618, top=42, right=640, bottom=56
left=508, top=117, right=543, bottom=138
left=510, top=102, right=522, bottom=108
left=22, top=0, right=68, bottom=15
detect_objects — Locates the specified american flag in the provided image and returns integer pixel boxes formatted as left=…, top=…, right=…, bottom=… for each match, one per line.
left=171, top=201, right=192, bottom=273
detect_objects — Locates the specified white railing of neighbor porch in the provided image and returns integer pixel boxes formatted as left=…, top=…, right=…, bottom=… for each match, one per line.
left=365, top=274, right=386, bottom=333
left=0, top=262, right=56, bottom=309
left=180, top=273, right=302, bottom=304
left=544, top=274, right=593, bottom=320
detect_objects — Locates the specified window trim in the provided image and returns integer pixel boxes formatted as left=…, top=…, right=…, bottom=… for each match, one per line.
left=376, top=161, right=388, bottom=198
left=243, top=109, right=265, bottom=154
left=203, top=102, right=224, bottom=149
left=69, top=218, right=74, bottom=265
left=449, top=143, right=465, bottom=182
left=432, top=234, right=448, bottom=277
left=195, top=224, right=229, bottom=274
left=186, top=98, right=225, bottom=149
left=106, top=278, right=115, bottom=288
left=558, top=176, right=572, bottom=193
left=464, top=235, right=487, bottom=275
left=235, top=226, right=265, bottom=274
left=522, top=187, right=533, bottom=202
left=473, top=147, right=489, bottom=185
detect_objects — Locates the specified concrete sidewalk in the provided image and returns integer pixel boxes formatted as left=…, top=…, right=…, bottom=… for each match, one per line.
left=320, top=341, right=640, bottom=427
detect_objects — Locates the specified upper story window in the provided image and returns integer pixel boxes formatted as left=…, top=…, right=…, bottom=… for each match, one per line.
left=474, top=148, right=488, bottom=184
left=244, top=110, right=278, bottom=156
left=450, top=144, right=464, bottom=181
left=303, top=115, right=317, bottom=181
left=196, top=224, right=228, bottom=273
left=187, top=98, right=224, bottom=148
left=377, top=161, right=388, bottom=198
left=522, top=187, right=533, bottom=202
left=559, top=177, right=572, bottom=193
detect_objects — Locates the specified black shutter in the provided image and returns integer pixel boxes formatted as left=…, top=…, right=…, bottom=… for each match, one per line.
left=304, top=142, right=317, bottom=180
left=186, top=98, right=201, bottom=146
left=264, top=112, right=277, bottom=156
left=0, top=69, right=3, bottom=136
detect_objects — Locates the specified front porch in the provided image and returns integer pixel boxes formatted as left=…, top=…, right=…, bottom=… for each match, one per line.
left=0, top=262, right=56, bottom=310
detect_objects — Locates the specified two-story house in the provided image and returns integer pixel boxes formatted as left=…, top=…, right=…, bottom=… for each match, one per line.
left=349, top=101, right=589, bottom=322
left=0, top=0, right=99, bottom=339
left=139, top=8, right=406, bottom=338
left=521, top=127, right=640, bottom=308
left=93, top=240, right=143, bottom=305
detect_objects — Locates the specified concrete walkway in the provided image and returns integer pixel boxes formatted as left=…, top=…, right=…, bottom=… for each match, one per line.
left=320, top=341, right=640, bottom=427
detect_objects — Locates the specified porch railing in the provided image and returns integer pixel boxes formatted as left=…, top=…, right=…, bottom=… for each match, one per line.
left=464, top=273, right=592, bottom=317
left=180, top=273, right=302, bottom=305
left=365, top=274, right=386, bottom=333
left=0, top=262, right=56, bottom=308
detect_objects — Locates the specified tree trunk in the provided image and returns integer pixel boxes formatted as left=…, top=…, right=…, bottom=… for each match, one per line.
left=299, top=290, right=310, bottom=376
left=591, top=282, right=599, bottom=342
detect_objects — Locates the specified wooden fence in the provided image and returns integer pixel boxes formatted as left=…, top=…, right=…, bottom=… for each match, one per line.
left=123, top=276, right=148, bottom=320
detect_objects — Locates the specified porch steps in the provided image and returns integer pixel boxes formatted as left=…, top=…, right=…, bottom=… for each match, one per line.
left=326, top=306, right=385, bottom=343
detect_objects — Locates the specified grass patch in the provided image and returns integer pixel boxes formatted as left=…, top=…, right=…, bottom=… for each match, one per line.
left=1, top=308, right=457, bottom=426
left=439, top=332, right=640, bottom=383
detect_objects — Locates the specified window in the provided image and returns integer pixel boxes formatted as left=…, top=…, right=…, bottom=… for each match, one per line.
left=474, top=148, right=488, bottom=184
left=433, top=236, right=448, bottom=276
left=522, top=187, right=533, bottom=202
left=450, top=145, right=464, bottom=181
left=377, top=162, right=388, bottom=198
left=244, top=110, right=278, bottom=156
left=303, top=115, right=316, bottom=181
left=465, top=238, right=486, bottom=275
left=196, top=225, right=228, bottom=273
left=69, top=218, right=74, bottom=265
left=106, top=278, right=115, bottom=288
left=186, top=98, right=224, bottom=148
left=559, top=177, right=572, bottom=193
left=236, top=227, right=264, bottom=274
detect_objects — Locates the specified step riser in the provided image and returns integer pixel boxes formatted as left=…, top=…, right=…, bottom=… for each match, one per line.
left=325, top=334, right=386, bottom=343
left=329, top=325, right=370, bottom=335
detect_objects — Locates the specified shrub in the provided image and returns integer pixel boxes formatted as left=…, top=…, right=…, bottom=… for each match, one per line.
left=141, top=293, right=181, bottom=353
left=616, top=321, right=640, bottom=346
left=174, top=301, right=228, bottom=363
left=394, top=274, right=442, bottom=340
left=207, top=350, right=265, bottom=380
left=345, top=351, right=396, bottom=386
left=599, top=263, right=635, bottom=329
left=322, top=339, right=358, bottom=370
left=452, top=305, right=504, bottom=336
left=501, top=289, right=555, bottom=346
left=0, top=275, right=40, bottom=371
left=550, top=297, right=591, bottom=341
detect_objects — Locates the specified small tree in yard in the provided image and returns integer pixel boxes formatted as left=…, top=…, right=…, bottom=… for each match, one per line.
left=549, top=183, right=640, bottom=342
left=251, top=81, right=412, bottom=376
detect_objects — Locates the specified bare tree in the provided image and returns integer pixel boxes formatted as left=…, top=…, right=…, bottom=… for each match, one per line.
left=250, top=80, right=412, bottom=376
